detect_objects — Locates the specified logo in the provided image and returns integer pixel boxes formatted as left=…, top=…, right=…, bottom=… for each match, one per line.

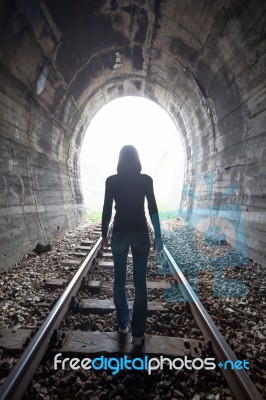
left=54, top=354, right=249, bottom=375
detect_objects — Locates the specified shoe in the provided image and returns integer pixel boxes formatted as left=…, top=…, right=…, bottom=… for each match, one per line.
left=131, top=335, right=145, bottom=346
left=119, top=326, right=129, bottom=334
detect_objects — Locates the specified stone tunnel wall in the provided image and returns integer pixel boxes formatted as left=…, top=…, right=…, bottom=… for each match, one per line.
left=0, top=0, right=85, bottom=270
left=0, top=66, right=85, bottom=270
left=0, top=0, right=265, bottom=271
left=182, top=4, right=266, bottom=265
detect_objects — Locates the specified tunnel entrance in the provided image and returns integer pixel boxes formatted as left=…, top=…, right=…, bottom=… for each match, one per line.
left=80, top=96, right=184, bottom=222
left=0, top=0, right=265, bottom=271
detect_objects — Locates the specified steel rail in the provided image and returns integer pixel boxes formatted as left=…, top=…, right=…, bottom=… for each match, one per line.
left=0, top=237, right=102, bottom=400
left=163, top=245, right=262, bottom=400
left=0, top=221, right=261, bottom=400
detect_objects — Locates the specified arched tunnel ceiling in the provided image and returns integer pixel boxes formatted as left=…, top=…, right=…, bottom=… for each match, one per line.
left=0, top=0, right=265, bottom=270
left=4, top=0, right=260, bottom=147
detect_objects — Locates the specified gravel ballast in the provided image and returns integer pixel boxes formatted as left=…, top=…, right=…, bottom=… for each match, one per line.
left=0, top=219, right=265, bottom=399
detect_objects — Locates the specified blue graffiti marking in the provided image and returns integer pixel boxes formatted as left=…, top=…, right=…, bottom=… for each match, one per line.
left=158, top=172, right=248, bottom=300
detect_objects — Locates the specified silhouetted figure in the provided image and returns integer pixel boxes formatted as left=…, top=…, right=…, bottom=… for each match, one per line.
left=101, top=145, right=163, bottom=345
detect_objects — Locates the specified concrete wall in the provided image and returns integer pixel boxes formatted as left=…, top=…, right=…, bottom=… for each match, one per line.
left=0, top=0, right=265, bottom=270
left=0, top=0, right=85, bottom=270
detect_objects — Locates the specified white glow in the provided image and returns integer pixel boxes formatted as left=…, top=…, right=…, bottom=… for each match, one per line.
left=80, top=96, right=184, bottom=218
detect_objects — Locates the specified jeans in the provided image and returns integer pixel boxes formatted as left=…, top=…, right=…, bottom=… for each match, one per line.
left=111, top=230, right=150, bottom=337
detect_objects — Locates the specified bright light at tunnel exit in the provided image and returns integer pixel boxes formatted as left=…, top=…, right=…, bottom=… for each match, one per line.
left=80, top=96, right=184, bottom=221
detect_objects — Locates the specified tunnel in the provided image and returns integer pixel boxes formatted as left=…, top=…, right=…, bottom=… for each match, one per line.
left=0, top=0, right=265, bottom=271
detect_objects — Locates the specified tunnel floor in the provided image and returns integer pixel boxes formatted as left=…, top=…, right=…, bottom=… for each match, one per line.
left=0, top=220, right=265, bottom=399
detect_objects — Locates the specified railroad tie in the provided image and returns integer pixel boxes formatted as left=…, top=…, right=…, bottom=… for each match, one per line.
left=98, top=252, right=132, bottom=260
left=80, top=240, right=95, bottom=246
left=85, top=280, right=171, bottom=291
left=45, top=278, right=68, bottom=288
left=0, top=329, right=34, bottom=353
left=54, top=330, right=202, bottom=357
left=100, top=252, right=113, bottom=258
left=62, top=260, right=81, bottom=267
left=97, top=261, right=114, bottom=268
left=75, top=246, right=92, bottom=252
left=74, top=299, right=168, bottom=314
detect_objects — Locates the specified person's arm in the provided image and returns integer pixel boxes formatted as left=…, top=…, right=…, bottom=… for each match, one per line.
left=146, top=177, right=163, bottom=251
left=101, top=177, right=113, bottom=241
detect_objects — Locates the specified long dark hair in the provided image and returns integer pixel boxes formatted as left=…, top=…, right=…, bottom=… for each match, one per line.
left=117, top=145, right=142, bottom=174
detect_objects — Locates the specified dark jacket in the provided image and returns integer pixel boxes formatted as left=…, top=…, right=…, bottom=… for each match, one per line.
left=101, top=173, right=161, bottom=238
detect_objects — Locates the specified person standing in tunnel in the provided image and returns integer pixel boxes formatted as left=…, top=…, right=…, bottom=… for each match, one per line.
left=101, top=145, right=163, bottom=346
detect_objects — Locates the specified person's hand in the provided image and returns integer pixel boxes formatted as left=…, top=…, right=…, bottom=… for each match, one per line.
left=101, top=238, right=109, bottom=249
left=153, top=237, right=163, bottom=252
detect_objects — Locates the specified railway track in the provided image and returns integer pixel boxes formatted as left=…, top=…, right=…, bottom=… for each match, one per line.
left=0, top=223, right=262, bottom=400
